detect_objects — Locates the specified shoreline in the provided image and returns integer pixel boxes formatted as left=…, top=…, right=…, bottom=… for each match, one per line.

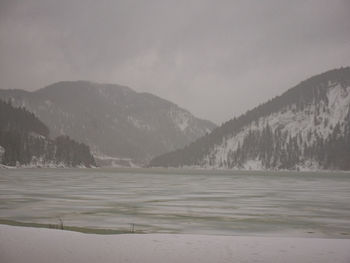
left=1, top=225, right=350, bottom=263
left=1, top=220, right=350, bottom=239
left=2, top=165, right=350, bottom=175
left=0, top=220, right=131, bottom=235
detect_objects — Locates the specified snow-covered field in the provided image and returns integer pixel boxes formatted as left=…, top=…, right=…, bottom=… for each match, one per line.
left=0, top=225, right=349, bottom=263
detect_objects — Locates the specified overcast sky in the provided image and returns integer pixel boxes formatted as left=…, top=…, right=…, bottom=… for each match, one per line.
left=1, top=0, right=349, bottom=124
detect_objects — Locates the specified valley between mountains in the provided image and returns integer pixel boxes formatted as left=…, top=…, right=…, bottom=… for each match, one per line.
left=1, top=67, right=349, bottom=170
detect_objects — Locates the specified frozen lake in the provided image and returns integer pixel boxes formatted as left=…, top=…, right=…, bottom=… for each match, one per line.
left=0, top=168, right=349, bottom=238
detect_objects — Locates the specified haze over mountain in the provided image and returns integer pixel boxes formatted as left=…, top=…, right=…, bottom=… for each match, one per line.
left=1, top=1, right=349, bottom=124
left=150, top=67, right=350, bottom=171
left=0, top=81, right=216, bottom=166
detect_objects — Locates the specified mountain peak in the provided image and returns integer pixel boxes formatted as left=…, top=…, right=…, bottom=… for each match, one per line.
left=149, top=67, right=350, bottom=171
left=36, top=80, right=134, bottom=96
left=0, top=81, right=216, bottom=166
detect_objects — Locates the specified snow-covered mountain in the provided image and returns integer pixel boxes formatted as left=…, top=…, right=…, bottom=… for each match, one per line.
left=150, top=67, right=350, bottom=171
left=0, top=81, right=216, bottom=165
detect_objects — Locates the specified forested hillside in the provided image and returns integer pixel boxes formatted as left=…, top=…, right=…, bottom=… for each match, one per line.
left=0, top=81, right=215, bottom=166
left=150, top=67, right=350, bottom=171
left=0, top=100, right=95, bottom=167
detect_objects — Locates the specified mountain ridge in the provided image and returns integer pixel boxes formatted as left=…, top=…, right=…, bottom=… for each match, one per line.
left=149, top=67, right=350, bottom=170
left=0, top=81, right=216, bottom=166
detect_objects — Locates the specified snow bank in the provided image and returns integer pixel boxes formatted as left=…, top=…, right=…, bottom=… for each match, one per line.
left=1, top=225, right=349, bottom=263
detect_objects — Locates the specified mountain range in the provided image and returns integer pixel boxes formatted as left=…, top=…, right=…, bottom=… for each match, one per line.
left=150, top=67, right=350, bottom=171
left=0, top=81, right=216, bottom=166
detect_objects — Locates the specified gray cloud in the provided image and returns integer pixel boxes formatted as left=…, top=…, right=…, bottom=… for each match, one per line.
left=1, top=0, right=349, bottom=123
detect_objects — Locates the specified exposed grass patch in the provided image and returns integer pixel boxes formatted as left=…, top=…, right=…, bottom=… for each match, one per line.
left=0, top=219, right=135, bottom=235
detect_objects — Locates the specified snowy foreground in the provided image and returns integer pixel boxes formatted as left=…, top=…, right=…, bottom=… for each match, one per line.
left=1, top=225, right=350, bottom=263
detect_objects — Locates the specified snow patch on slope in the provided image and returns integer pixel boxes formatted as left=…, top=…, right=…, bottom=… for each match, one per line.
left=242, top=159, right=264, bottom=170
left=203, top=84, right=350, bottom=169
left=0, top=145, right=5, bottom=163
left=93, top=152, right=139, bottom=168
left=127, top=116, right=152, bottom=131
left=169, top=109, right=190, bottom=132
